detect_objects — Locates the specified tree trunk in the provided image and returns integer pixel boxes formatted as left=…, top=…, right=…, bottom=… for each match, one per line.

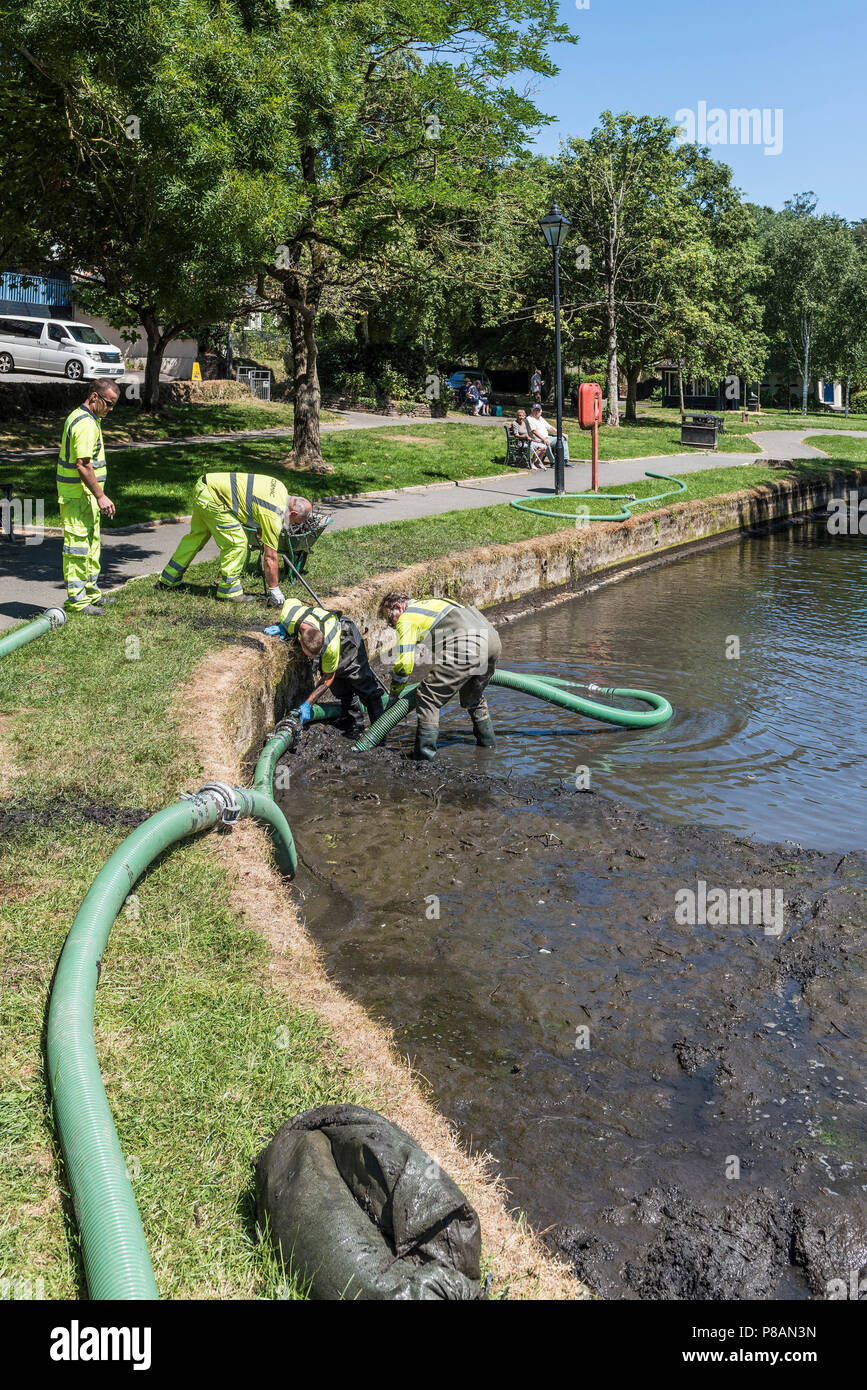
left=625, top=365, right=640, bottom=421
left=286, top=303, right=331, bottom=471
left=802, top=322, right=811, bottom=416
left=605, top=304, right=619, bottom=426
left=279, top=222, right=333, bottom=473
left=678, top=365, right=685, bottom=414
left=846, top=373, right=851, bottom=419
left=140, top=309, right=167, bottom=412
left=542, top=362, right=554, bottom=404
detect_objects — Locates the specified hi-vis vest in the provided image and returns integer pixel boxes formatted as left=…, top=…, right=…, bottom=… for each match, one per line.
left=279, top=600, right=342, bottom=676
left=57, top=407, right=106, bottom=497
left=391, top=599, right=457, bottom=688
left=203, top=472, right=289, bottom=550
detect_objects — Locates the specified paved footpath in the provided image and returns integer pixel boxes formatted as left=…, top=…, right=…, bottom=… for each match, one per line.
left=0, top=420, right=858, bottom=630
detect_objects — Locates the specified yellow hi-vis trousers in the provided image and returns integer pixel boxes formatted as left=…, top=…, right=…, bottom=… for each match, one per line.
left=159, top=477, right=249, bottom=598
left=59, top=492, right=102, bottom=610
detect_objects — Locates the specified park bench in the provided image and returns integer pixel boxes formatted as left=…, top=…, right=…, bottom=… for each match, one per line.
left=503, top=425, right=533, bottom=468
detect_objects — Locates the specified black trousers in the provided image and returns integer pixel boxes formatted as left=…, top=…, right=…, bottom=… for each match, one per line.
left=329, top=618, right=385, bottom=729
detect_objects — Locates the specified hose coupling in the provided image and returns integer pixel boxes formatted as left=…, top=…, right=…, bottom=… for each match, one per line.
left=44, top=607, right=67, bottom=629
left=586, top=683, right=614, bottom=697
left=274, top=715, right=301, bottom=752
left=195, top=781, right=242, bottom=824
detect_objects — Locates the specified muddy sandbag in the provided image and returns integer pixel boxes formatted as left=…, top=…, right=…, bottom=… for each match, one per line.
left=255, top=1104, right=484, bottom=1300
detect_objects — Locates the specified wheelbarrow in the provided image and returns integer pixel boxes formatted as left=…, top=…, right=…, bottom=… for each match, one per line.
left=241, top=509, right=333, bottom=596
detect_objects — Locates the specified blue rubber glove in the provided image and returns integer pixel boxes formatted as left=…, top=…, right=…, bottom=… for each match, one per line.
left=297, top=701, right=313, bottom=726
left=264, top=623, right=288, bottom=640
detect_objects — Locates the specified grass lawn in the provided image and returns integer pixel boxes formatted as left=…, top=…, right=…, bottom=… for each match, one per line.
left=9, top=418, right=761, bottom=531
left=0, top=588, right=374, bottom=1298
left=803, top=433, right=867, bottom=463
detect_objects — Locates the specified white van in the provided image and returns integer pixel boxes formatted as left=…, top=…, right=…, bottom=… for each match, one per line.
left=0, top=317, right=125, bottom=381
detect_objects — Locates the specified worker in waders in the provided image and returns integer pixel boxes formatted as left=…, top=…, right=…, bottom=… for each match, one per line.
left=157, top=472, right=312, bottom=605
left=378, top=592, right=501, bottom=760
left=56, top=379, right=121, bottom=615
left=265, top=600, right=386, bottom=737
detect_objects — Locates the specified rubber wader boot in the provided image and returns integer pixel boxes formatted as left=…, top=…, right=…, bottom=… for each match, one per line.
left=413, top=724, right=439, bottom=761
left=366, top=694, right=386, bottom=725
left=336, top=713, right=366, bottom=739
left=470, top=711, right=496, bottom=748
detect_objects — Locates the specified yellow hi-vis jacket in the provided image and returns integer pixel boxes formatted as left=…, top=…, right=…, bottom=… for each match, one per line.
left=57, top=406, right=107, bottom=498
left=203, top=472, right=289, bottom=550
left=390, top=598, right=457, bottom=692
left=279, top=599, right=342, bottom=676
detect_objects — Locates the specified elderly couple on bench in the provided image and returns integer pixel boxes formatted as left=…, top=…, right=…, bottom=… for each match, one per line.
left=507, top=403, right=572, bottom=471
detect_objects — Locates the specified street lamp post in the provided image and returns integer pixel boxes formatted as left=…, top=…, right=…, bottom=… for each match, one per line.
left=539, top=203, right=571, bottom=496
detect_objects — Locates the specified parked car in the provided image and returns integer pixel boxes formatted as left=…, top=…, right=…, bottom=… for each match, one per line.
left=0, top=316, right=125, bottom=381
left=445, top=366, right=492, bottom=397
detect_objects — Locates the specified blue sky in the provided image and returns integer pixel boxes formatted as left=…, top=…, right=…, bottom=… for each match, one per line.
left=532, top=0, right=866, bottom=220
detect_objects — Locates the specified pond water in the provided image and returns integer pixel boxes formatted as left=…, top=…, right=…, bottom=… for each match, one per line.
left=399, top=523, right=867, bottom=852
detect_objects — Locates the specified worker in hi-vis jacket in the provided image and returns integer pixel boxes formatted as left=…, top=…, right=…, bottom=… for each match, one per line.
left=158, top=471, right=311, bottom=604
left=378, top=592, right=501, bottom=760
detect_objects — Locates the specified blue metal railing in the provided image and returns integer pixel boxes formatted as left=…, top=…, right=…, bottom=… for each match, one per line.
left=0, top=272, right=72, bottom=307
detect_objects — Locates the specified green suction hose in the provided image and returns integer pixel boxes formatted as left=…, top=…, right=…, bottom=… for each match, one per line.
left=0, top=606, right=66, bottom=658
left=353, top=667, right=672, bottom=750
left=510, top=471, right=687, bottom=520
left=47, top=782, right=297, bottom=1300
left=254, top=725, right=296, bottom=794
left=489, top=669, right=672, bottom=728
left=352, top=688, right=419, bottom=751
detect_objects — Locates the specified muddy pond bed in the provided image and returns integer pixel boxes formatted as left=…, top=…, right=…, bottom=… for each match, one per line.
left=278, top=527, right=867, bottom=1299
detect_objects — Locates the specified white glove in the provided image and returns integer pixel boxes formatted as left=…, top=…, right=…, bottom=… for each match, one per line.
left=268, top=587, right=285, bottom=608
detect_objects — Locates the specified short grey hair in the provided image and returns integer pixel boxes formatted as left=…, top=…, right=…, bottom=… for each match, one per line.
left=90, top=378, right=121, bottom=399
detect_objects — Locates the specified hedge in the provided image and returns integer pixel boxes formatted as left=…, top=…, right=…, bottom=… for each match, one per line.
left=162, top=379, right=253, bottom=405
left=0, top=376, right=254, bottom=420
left=0, top=380, right=95, bottom=420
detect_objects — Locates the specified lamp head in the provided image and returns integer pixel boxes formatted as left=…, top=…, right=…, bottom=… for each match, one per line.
left=539, top=202, right=571, bottom=249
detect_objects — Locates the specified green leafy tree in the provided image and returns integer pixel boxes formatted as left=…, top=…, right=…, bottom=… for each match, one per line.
left=0, top=45, right=69, bottom=267
left=758, top=193, right=856, bottom=415
left=244, top=0, right=576, bottom=466
left=551, top=113, right=686, bottom=425
left=1, top=0, right=287, bottom=407
left=814, top=238, right=867, bottom=415
left=554, top=115, right=766, bottom=423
